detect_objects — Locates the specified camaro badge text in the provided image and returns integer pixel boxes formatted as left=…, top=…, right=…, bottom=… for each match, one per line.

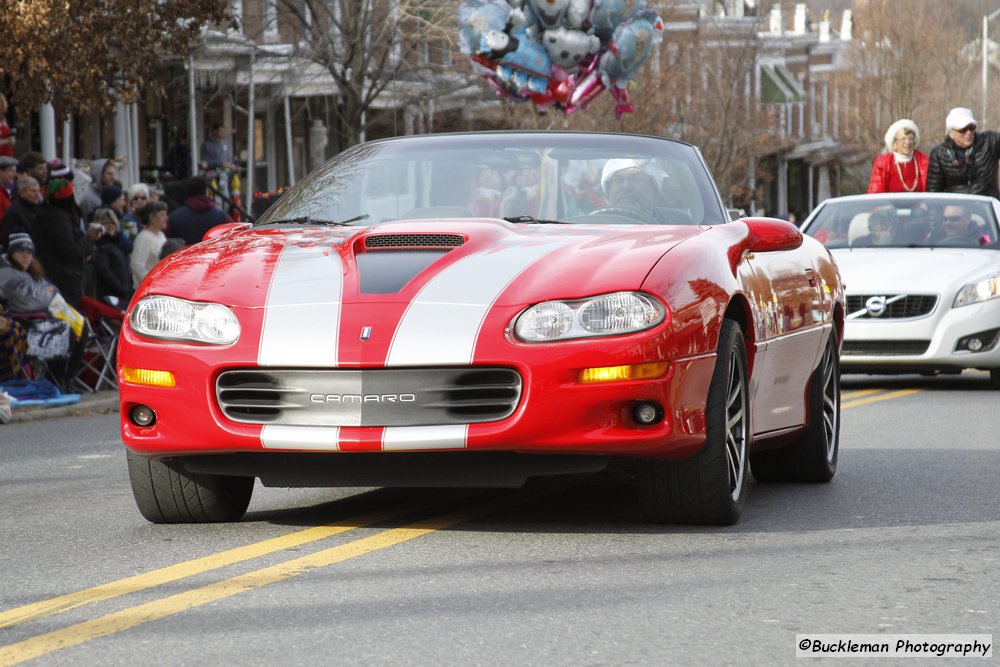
left=310, top=394, right=417, bottom=404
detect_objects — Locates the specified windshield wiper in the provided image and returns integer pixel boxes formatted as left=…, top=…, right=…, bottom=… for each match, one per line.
left=265, top=214, right=370, bottom=226
left=503, top=215, right=567, bottom=224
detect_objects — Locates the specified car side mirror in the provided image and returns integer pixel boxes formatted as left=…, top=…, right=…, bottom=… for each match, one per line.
left=743, top=217, right=803, bottom=252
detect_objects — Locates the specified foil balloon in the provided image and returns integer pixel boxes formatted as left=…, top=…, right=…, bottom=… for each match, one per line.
left=458, top=0, right=663, bottom=117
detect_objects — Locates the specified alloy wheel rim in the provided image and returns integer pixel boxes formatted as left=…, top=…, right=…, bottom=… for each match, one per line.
left=725, top=352, right=748, bottom=501
left=821, top=343, right=839, bottom=462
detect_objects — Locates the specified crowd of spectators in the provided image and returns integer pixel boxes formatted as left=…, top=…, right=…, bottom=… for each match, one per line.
left=0, top=158, right=232, bottom=314
left=0, top=125, right=238, bottom=388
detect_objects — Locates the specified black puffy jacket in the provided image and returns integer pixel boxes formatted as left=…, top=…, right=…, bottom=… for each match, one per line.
left=926, top=131, right=1000, bottom=198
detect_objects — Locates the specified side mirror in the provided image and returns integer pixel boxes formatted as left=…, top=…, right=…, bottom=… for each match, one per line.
left=743, top=217, right=803, bottom=252
left=728, top=208, right=746, bottom=221
left=202, top=222, right=251, bottom=242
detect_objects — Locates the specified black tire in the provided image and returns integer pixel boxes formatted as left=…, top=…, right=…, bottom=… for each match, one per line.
left=751, top=332, right=840, bottom=483
left=989, top=369, right=1000, bottom=390
left=126, top=450, right=254, bottom=523
left=638, top=318, right=750, bottom=525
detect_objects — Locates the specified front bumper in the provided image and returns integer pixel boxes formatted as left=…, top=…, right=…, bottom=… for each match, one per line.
left=119, top=329, right=716, bottom=462
left=841, top=298, right=1000, bottom=372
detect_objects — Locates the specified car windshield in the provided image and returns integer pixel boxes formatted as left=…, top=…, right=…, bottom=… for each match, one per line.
left=256, top=133, right=728, bottom=227
left=803, top=196, right=1000, bottom=249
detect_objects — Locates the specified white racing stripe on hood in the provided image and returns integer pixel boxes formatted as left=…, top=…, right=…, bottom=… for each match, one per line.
left=386, top=238, right=564, bottom=366
left=261, top=425, right=340, bottom=450
left=382, top=425, right=467, bottom=451
left=259, top=244, right=343, bottom=367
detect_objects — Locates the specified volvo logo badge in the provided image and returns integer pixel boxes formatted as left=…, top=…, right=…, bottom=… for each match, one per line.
left=360, top=326, right=372, bottom=341
left=865, top=296, right=887, bottom=317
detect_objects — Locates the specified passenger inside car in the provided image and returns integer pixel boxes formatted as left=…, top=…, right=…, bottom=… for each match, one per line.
left=851, top=207, right=898, bottom=247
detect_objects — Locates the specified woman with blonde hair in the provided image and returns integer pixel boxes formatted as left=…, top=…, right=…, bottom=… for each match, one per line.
left=868, top=119, right=929, bottom=193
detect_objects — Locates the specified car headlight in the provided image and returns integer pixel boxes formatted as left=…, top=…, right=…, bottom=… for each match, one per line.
left=130, top=295, right=240, bottom=344
left=514, top=292, right=666, bottom=342
left=953, top=272, right=1000, bottom=308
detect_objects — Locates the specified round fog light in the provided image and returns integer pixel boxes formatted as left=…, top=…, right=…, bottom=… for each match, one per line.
left=968, top=337, right=984, bottom=351
left=130, top=404, right=156, bottom=427
left=633, top=401, right=664, bottom=425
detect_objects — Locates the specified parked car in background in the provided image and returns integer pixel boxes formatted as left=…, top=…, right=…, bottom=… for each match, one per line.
left=118, top=131, right=845, bottom=526
left=800, top=192, right=1000, bottom=388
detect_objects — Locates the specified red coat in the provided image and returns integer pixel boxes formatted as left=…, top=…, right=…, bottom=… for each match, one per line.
left=868, top=151, right=929, bottom=193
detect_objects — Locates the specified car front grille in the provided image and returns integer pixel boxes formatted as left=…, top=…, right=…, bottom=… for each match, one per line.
left=216, top=368, right=521, bottom=426
left=846, top=294, right=937, bottom=319
left=842, top=340, right=930, bottom=356
left=365, top=234, right=465, bottom=249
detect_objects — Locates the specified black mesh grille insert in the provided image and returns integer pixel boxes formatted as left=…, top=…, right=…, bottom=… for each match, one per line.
left=365, top=234, right=464, bottom=249
left=846, top=294, right=937, bottom=319
left=842, top=340, right=930, bottom=356
left=216, top=368, right=521, bottom=426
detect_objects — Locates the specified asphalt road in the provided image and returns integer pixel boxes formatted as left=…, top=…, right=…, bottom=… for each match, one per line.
left=0, top=372, right=997, bottom=665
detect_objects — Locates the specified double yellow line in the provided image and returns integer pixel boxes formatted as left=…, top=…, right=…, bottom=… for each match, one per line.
left=842, top=387, right=921, bottom=409
left=0, top=487, right=549, bottom=666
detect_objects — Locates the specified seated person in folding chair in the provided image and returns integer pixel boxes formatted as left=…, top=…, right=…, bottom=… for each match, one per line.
left=0, top=232, right=84, bottom=389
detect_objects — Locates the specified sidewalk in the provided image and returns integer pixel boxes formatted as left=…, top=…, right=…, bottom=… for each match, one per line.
left=8, top=390, right=120, bottom=423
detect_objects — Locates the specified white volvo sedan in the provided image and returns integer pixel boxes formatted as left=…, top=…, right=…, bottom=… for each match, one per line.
left=800, top=192, right=1000, bottom=388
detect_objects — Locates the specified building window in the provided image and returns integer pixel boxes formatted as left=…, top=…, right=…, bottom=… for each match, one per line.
left=264, top=0, right=279, bottom=41
left=230, top=0, right=242, bottom=33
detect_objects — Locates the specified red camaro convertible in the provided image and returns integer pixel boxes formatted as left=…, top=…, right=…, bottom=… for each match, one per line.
left=119, top=131, right=845, bottom=525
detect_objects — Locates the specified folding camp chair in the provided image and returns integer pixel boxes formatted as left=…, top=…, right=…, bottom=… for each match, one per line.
left=73, top=296, right=124, bottom=392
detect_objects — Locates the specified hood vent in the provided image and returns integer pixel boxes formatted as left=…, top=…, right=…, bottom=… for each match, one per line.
left=365, top=234, right=464, bottom=250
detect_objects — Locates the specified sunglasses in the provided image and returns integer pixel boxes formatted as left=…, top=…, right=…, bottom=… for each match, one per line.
left=943, top=215, right=966, bottom=222
left=953, top=126, right=976, bottom=134
left=609, top=172, right=652, bottom=187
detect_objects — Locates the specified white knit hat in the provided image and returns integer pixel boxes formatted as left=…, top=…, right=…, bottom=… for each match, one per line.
left=884, top=119, right=920, bottom=152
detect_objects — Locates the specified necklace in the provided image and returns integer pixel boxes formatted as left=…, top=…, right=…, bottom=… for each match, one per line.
left=894, top=156, right=919, bottom=192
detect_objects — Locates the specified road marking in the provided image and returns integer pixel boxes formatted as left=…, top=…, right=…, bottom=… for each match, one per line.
left=842, top=388, right=921, bottom=409
left=0, top=487, right=550, bottom=666
left=841, top=389, right=882, bottom=400
left=0, top=492, right=464, bottom=630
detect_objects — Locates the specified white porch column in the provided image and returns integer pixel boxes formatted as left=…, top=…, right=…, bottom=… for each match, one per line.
left=40, top=103, right=57, bottom=160
left=130, top=103, right=140, bottom=185
left=777, top=155, right=788, bottom=218
left=61, top=116, right=72, bottom=166
left=188, top=57, right=198, bottom=177
left=283, top=94, right=296, bottom=185
left=114, top=103, right=129, bottom=184
left=245, top=53, right=255, bottom=211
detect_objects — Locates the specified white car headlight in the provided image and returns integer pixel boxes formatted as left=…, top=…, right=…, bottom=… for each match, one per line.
left=514, top=292, right=666, bottom=342
left=130, top=296, right=240, bottom=344
left=953, top=272, right=1000, bottom=308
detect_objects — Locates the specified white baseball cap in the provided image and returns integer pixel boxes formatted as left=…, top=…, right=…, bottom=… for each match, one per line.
left=945, top=107, right=977, bottom=132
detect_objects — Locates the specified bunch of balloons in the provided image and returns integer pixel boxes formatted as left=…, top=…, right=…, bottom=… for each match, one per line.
left=459, top=0, right=664, bottom=118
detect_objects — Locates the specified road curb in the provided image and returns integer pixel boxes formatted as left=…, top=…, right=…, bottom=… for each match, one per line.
left=7, top=395, right=120, bottom=423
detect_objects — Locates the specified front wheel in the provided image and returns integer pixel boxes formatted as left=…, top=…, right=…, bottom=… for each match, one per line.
left=751, top=332, right=840, bottom=482
left=638, top=318, right=750, bottom=525
left=126, top=450, right=254, bottom=523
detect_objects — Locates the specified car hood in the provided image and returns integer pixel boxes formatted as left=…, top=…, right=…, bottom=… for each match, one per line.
left=831, top=247, right=1000, bottom=293
left=140, top=219, right=705, bottom=308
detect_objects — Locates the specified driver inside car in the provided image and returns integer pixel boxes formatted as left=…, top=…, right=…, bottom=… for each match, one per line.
left=600, top=159, right=663, bottom=217
left=936, top=204, right=982, bottom=244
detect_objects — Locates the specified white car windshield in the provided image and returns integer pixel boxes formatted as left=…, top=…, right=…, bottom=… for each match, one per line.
left=256, top=132, right=728, bottom=227
left=803, top=196, right=1000, bottom=249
